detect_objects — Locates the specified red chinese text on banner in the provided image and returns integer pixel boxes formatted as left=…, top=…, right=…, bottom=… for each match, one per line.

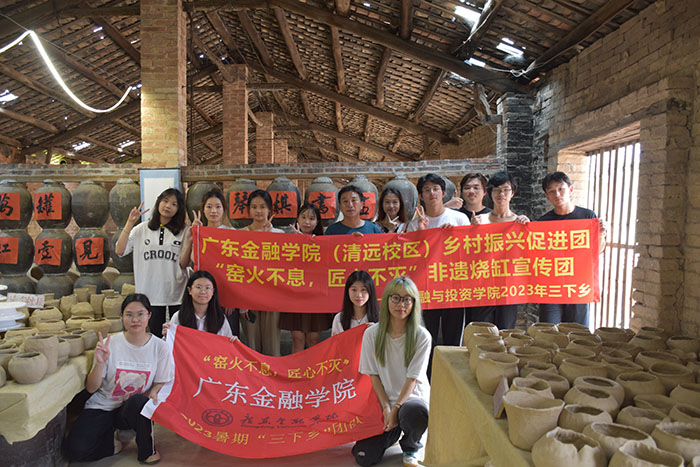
left=33, top=192, right=62, bottom=220
left=308, top=192, right=337, bottom=220
left=229, top=191, right=252, bottom=220
left=0, top=237, right=19, bottom=264
left=146, top=325, right=383, bottom=458
left=359, top=192, right=376, bottom=220
left=194, top=219, right=600, bottom=313
left=75, top=237, right=104, bottom=266
left=0, top=192, right=20, bottom=221
left=270, top=191, right=298, bottom=218
left=34, top=238, right=62, bottom=266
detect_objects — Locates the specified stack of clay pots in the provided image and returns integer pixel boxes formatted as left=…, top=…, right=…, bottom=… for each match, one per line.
left=109, top=178, right=140, bottom=292
left=464, top=320, right=700, bottom=465
left=71, top=181, right=111, bottom=293
left=0, top=180, right=35, bottom=293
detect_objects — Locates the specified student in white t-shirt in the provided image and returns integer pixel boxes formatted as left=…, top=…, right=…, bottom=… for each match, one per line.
left=331, top=270, right=379, bottom=336
left=352, top=276, right=431, bottom=467
left=65, top=294, right=174, bottom=465
left=163, top=270, right=237, bottom=340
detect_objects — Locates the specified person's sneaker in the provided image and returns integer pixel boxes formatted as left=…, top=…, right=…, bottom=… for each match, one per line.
left=113, top=438, right=123, bottom=456
left=402, top=451, right=419, bottom=467
left=140, top=451, right=161, bottom=465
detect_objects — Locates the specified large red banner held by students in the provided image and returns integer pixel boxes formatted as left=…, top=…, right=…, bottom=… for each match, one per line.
left=145, top=325, right=383, bottom=458
left=193, top=219, right=600, bottom=313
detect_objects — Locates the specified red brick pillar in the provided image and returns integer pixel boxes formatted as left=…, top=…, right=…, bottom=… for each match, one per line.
left=222, top=65, right=249, bottom=165
left=274, top=138, right=288, bottom=163
left=256, top=113, right=274, bottom=164
left=140, top=0, right=187, bottom=167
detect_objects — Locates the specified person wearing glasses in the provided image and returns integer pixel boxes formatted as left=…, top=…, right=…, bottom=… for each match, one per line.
left=471, top=171, right=529, bottom=329
left=406, top=173, right=469, bottom=379
left=64, top=294, right=173, bottom=465
left=352, top=276, right=430, bottom=467
left=162, top=270, right=235, bottom=340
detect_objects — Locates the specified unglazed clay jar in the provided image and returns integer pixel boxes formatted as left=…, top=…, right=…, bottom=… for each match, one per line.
left=573, top=376, right=625, bottom=406
left=107, top=317, right=123, bottom=333
left=72, top=329, right=98, bottom=350
left=637, top=326, right=666, bottom=339
left=22, top=334, right=58, bottom=374
left=30, top=306, right=62, bottom=325
left=595, top=327, right=630, bottom=344
left=535, top=329, right=570, bottom=349
left=69, top=302, right=94, bottom=317
left=58, top=294, right=77, bottom=319
left=669, top=383, right=700, bottom=408
left=634, top=394, right=676, bottom=415
left=604, top=358, right=644, bottom=380
left=616, top=406, right=670, bottom=433
left=0, top=348, right=19, bottom=372
left=617, top=372, right=666, bottom=405
left=8, top=352, right=48, bottom=384
left=531, top=427, right=606, bottom=467
left=557, top=322, right=590, bottom=334
left=509, top=345, right=551, bottom=369
left=564, top=386, right=621, bottom=416
left=475, top=352, right=519, bottom=395
left=102, top=295, right=124, bottom=319
left=604, top=341, right=642, bottom=359
left=630, top=334, right=665, bottom=352
left=554, top=347, right=597, bottom=367
left=73, top=287, right=90, bottom=303
left=583, top=422, right=656, bottom=460
left=609, top=440, right=684, bottom=467
left=65, top=316, right=92, bottom=329
left=35, top=319, right=65, bottom=333
left=505, top=333, right=534, bottom=348
left=60, top=334, right=85, bottom=357
left=567, top=338, right=602, bottom=356
left=521, top=361, right=558, bottom=377
left=528, top=371, right=570, bottom=399
left=502, top=391, right=564, bottom=451
left=559, top=357, right=607, bottom=384
left=527, top=322, right=558, bottom=338
left=667, top=336, right=700, bottom=354
left=599, top=347, right=633, bottom=362
left=469, top=342, right=506, bottom=372
left=568, top=331, right=602, bottom=344
left=652, top=422, right=700, bottom=463
left=635, top=350, right=682, bottom=371
left=81, top=318, right=112, bottom=339
left=511, top=377, right=554, bottom=398
left=90, top=293, right=105, bottom=317
left=669, top=403, right=700, bottom=425
left=558, top=404, right=613, bottom=433
left=464, top=321, right=499, bottom=346
left=466, top=333, right=504, bottom=354
left=649, top=361, right=695, bottom=393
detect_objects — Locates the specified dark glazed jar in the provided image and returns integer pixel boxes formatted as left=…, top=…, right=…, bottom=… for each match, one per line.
left=34, top=229, right=73, bottom=274
left=441, top=175, right=457, bottom=204
left=185, top=181, right=219, bottom=222
left=36, top=274, right=74, bottom=299
left=225, top=178, right=258, bottom=229
left=74, top=273, right=111, bottom=294
left=72, top=228, right=110, bottom=273
left=33, top=179, right=71, bottom=229
left=110, top=228, right=133, bottom=273
left=0, top=229, right=34, bottom=275
left=267, top=176, right=302, bottom=227
left=71, top=181, right=109, bottom=228
left=383, top=174, right=419, bottom=220
left=0, top=274, right=36, bottom=294
left=349, top=175, right=379, bottom=221
left=0, top=179, right=33, bottom=230
left=304, top=177, right=339, bottom=227
left=109, top=178, right=140, bottom=228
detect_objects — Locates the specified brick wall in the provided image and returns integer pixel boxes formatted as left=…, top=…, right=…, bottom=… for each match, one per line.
left=441, top=125, right=497, bottom=160
left=535, top=0, right=700, bottom=334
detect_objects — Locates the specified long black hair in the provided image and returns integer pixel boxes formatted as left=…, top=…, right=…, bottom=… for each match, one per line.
left=297, top=203, right=324, bottom=236
left=178, top=270, right=225, bottom=334
left=247, top=189, right=273, bottom=211
left=340, top=270, right=379, bottom=331
left=147, top=188, right=186, bottom=235
left=121, top=293, right=152, bottom=315
left=199, top=188, right=226, bottom=226
left=377, top=187, right=407, bottom=223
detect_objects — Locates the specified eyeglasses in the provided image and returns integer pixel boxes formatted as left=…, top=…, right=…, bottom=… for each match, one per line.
left=492, top=187, right=513, bottom=195
left=124, top=312, right=149, bottom=320
left=388, top=294, right=414, bottom=305
left=192, top=285, right=214, bottom=292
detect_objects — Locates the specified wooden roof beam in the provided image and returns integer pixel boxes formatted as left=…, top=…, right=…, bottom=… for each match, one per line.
left=0, top=135, right=22, bottom=148
left=290, top=137, right=359, bottom=162
left=113, top=119, right=140, bottom=136
left=237, top=11, right=274, bottom=67
left=0, top=0, right=77, bottom=39
left=273, top=7, right=308, bottom=80
left=502, top=5, right=568, bottom=36
left=60, top=6, right=140, bottom=18
left=549, top=0, right=591, bottom=17
left=400, top=0, right=413, bottom=40
left=0, top=107, right=59, bottom=134
left=205, top=11, right=244, bottom=64
left=458, top=0, right=504, bottom=59
left=79, top=134, right=139, bottom=159
left=525, top=0, right=636, bottom=74
left=374, top=49, right=392, bottom=108
left=363, top=116, right=372, bottom=143
left=192, top=32, right=235, bottom=82
left=90, top=17, right=141, bottom=64
left=411, top=70, right=445, bottom=123
left=519, top=0, right=577, bottom=28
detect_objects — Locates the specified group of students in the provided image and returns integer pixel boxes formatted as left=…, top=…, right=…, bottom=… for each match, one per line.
left=63, top=169, right=605, bottom=466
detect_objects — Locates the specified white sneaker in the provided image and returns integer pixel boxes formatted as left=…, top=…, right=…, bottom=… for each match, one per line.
left=402, top=452, right=419, bottom=467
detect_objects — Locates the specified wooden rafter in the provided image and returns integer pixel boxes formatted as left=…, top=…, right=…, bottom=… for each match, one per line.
left=0, top=107, right=59, bottom=134
left=0, top=0, right=77, bottom=38
left=457, top=0, right=504, bottom=59
left=400, top=0, right=413, bottom=40
left=519, top=0, right=577, bottom=28
left=60, top=6, right=141, bottom=18
left=525, top=0, right=637, bottom=74
left=374, top=49, right=392, bottom=108
left=411, top=70, right=445, bottom=123
left=549, top=0, right=591, bottom=17
left=363, top=116, right=372, bottom=143
left=291, top=137, right=358, bottom=162
left=502, top=6, right=567, bottom=37
left=113, top=119, right=139, bottom=136
left=0, top=135, right=22, bottom=147
left=90, top=17, right=141, bottom=64
left=272, top=8, right=307, bottom=80
left=79, top=134, right=139, bottom=160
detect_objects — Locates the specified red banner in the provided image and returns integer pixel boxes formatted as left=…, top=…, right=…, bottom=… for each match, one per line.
left=33, top=192, right=62, bottom=220
left=194, top=219, right=600, bottom=313
left=35, top=238, right=62, bottom=266
left=147, top=324, right=383, bottom=458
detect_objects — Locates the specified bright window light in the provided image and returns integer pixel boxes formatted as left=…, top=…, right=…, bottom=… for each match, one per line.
left=72, top=142, right=91, bottom=151
left=468, top=58, right=486, bottom=68
left=455, top=6, right=481, bottom=24
left=502, top=37, right=515, bottom=45
left=363, top=2, right=371, bottom=7
left=93, top=26, right=103, bottom=33
left=0, top=89, right=18, bottom=103
left=119, top=140, right=135, bottom=149
left=130, top=38, right=140, bottom=44
left=497, top=42, right=524, bottom=56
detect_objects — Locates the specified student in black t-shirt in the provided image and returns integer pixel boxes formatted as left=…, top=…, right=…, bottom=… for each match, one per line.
left=458, top=173, right=493, bottom=221
left=538, top=172, right=608, bottom=327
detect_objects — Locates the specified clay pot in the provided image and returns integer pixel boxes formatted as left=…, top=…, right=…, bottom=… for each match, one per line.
left=509, top=345, right=552, bottom=369
left=60, top=335, right=84, bottom=357
left=559, top=357, right=607, bottom=384
left=80, top=318, right=113, bottom=337
left=185, top=180, right=219, bottom=222
left=0, top=274, right=36, bottom=294
left=635, top=350, right=681, bottom=370
left=102, top=295, right=124, bottom=318
left=512, top=377, right=554, bottom=398
left=583, top=422, right=655, bottom=460
left=0, top=366, right=5, bottom=388
left=30, top=306, right=63, bottom=326
left=56, top=338, right=70, bottom=366
left=464, top=321, right=499, bottom=346
left=528, top=322, right=557, bottom=338
left=559, top=405, right=613, bottom=433
left=564, top=386, right=621, bottom=416
left=466, top=333, right=504, bottom=354
left=90, top=293, right=105, bottom=317
left=35, top=319, right=66, bottom=333
left=267, top=176, right=302, bottom=227
left=102, top=289, right=117, bottom=297
left=8, top=352, right=48, bottom=384
left=347, top=175, right=378, bottom=221
left=225, top=178, right=257, bottom=228
left=505, top=333, right=534, bottom=348
left=630, top=334, right=665, bottom=352
left=34, top=179, right=72, bottom=228
left=667, top=336, right=700, bottom=354
left=111, top=228, right=133, bottom=273
left=109, top=178, right=141, bottom=228
left=0, top=342, right=16, bottom=350
left=469, top=342, right=506, bottom=372
left=23, top=334, right=58, bottom=375
left=72, top=329, right=98, bottom=350
left=567, top=339, right=602, bottom=356
left=59, top=294, right=78, bottom=319
left=666, top=348, right=694, bottom=365
left=65, top=316, right=92, bottom=328
left=528, top=371, right=570, bottom=399
left=70, top=302, right=94, bottom=318
left=568, top=331, right=602, bottom=344
left=0, top=348, right=20, bottom=372
left=595, top=327, right=630, bottom=344
left=383, top=174, right=419, bottom=220
left=634, top=394, right=676, bottom=415
left=554, top=348, right=597, bottom=367
left=0, top=179, right=33, bottom=229
left=637, top=326, right=666, bottom=340
left=475, top=352, right=519, bottom=395
left=36, top=274, right=74, bottom=300
left=120, top=283, right=136, bottom=296
left=34, top=229, right=73, bottom=274
left=531, top=427, right=606, bottom=467
left=499, top=328, right=526, bottom=338
left=112, top=274, right=135, bottom=295
left=0, top=230, right=34, bottom=275
left=669, top=403, right=700, bottom=425
left=609, top=441, right=684, bottom=467
left=71, top=181, right=109, bottom=227
left=521, top=361, right=558, bottom=377
left=441, top=175, right=457, bottom=203
left=304, top=176, right=340, bottom=226
left=3, top=328, right=37, bottom=347
left=605, top=341, right=642, bottom=359
left=651, top=422, right=700, bottom=463
left=107, top=317, right=123, bottom=333
left=535, top=329, right=570, bottom=349
left=616, top=406, right=670, bottom=434
left=617, top=372, right=666, bottom=404
left=599, top=347, right=633, bottom=362
left=557, top=322, right=590, bottom=334
left=669, top=383, right=700, bottom=408
left=73, top=228, right=110, bottom=274
left=604, top=358, right=644, bottom=380
left=649, top=362, right=695, bottom=393
left=73, top=287, right=90, bottom=303
left=502, top=391, right=564, bottom=451
left=574, top=376, right=625, bottom=406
